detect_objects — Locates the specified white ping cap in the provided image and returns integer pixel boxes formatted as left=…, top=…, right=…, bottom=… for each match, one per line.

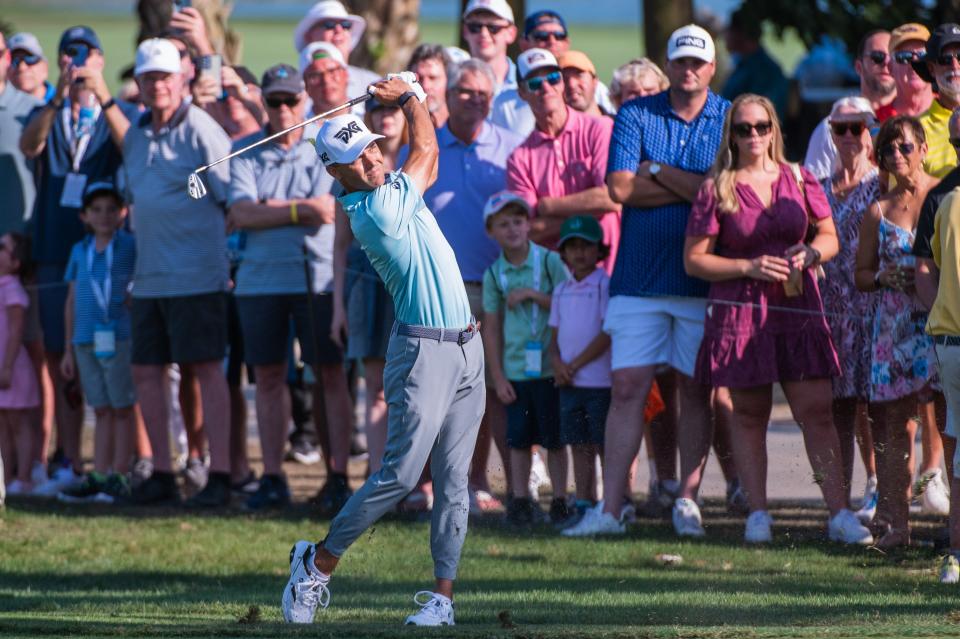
left=134, top=38, right=181, bottom=77
left=667, top=24, right=716, bottom=63
left=314, top=114, right=384, bottom=166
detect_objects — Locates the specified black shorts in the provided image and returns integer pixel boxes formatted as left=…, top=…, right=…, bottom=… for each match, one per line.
left=131, top=292, right=228, bottom=365
left=236, top=293, right=341, bottom=367
left=505, top=377, right=562, bottom=450
left=559, top=387, right=610, bottom=446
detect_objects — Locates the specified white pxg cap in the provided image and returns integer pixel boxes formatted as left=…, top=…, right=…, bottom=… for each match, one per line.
left=667, top=24, right=716, bottom=63
left=134, top=38, right=180, bottom=76
left=314, top=114, right=384, bottom=166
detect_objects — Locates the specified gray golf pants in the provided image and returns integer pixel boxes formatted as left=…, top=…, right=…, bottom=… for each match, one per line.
left=322, top=326, right=485, bottom=580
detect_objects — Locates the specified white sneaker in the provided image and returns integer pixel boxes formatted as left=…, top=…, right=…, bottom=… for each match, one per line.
left=561, top=503, right=625, bottom=537
left=828, top=508, right=874, bottom=545
left=404, top=591, right=455, bottom=626
left=918, top=469, right=951, bottom=516
left=281, top=540, right=330, bottom=623
left=672, top=498, right=705, bottom=537
left=6, top=479, right=30, bottom=495
left=529, top=451, right=550, bottom=502
left=744, top=510, right=773, bottom=544
left=856, top=476, right=878, bottom=524
left=31, top=466, right=81, bottom=498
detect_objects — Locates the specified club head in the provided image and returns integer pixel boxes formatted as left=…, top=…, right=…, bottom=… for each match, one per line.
left=187, top=172, right=208, bottom=200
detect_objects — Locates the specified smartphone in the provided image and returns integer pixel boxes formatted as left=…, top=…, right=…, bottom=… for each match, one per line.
left=67, top=43, right=89, bottom=68
left=199, top=54, right=224, bottom=100
left=172, top=0, right=191, bottom=12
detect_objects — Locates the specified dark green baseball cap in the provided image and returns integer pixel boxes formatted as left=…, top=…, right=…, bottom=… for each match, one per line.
left=559, top=215, right=602, bottom=246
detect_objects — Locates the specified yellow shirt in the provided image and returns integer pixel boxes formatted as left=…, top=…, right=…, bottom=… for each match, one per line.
left=920, top=99, right=956, bottom=179
left=929, top=189, right=960, bottom=335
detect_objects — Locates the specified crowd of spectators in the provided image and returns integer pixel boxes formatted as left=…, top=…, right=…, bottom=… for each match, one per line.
left=4, top=0, right=960, bottom=583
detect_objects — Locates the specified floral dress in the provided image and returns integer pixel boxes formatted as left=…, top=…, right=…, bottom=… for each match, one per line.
left=820, top=172, right=880, bottom=400
left=869, top=212, right=938, bottom=401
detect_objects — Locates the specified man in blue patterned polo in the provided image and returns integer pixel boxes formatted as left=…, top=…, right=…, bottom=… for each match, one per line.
left=584, top=24, right=731, bottom=537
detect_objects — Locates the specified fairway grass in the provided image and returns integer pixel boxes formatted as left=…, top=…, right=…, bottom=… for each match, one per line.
left=2, top=501, right=959, bottom=638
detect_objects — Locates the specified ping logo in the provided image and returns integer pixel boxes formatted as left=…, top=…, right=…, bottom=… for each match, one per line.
left=676, top=35, right=706, bottom=49
left=334, top=121, right=362, bottom=144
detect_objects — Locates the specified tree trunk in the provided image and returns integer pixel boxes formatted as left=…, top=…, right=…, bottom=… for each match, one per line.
left=136, top=0, right=241, bottom=63
left=643, top=0, right=694, bottom=66
left=458, top=0, right=526, bottom=59
left=351, top=0, right=421, bottom=74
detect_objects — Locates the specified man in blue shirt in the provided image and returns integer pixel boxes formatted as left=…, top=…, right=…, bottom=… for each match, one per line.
left=599, top=25, right=731, bottom=538
left=20, top=26, right=133, bottom=493
left=282, top=75, right=484, bottom=627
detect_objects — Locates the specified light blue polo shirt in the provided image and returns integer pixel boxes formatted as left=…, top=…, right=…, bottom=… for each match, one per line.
left=402, top=123, right=523, bottom=282
left=227, top=129, right=336, bottom=295
left=338, top=171, right=471, bottom=329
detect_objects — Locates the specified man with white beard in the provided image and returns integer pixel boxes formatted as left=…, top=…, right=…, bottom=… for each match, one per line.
left=914, top=24, right=960, bottom=177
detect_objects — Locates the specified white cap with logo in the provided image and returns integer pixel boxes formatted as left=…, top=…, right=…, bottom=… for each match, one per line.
left=134, top=38, right=181, bottom=76
left=483, top=190, right=531, bottom=224
left=314, top=114, right=384, bottom=166
left=299, top=41, right=347, bottom=77
left=463, top=0, right=515, bottom=24
left=517, top=48, right=560, bottom=81
left=667, top=24, right=716, bottom=63
left=8, top=33, right=44, bottom=59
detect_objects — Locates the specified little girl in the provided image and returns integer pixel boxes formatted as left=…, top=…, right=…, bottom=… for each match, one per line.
left=0, top=232, right=40, bottom=494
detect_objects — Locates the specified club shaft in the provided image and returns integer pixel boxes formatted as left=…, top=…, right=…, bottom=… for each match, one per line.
left=194, top=93, right=372, bottom=174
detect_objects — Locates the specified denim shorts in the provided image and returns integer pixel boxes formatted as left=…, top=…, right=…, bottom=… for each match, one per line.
left=559, top=386, right=611, bottom=446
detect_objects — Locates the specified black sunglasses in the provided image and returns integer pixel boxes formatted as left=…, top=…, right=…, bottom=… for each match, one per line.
left=830, top=122, right=866, bottom=136
left=865, top=50, right=888, bottom=65
left=937, top=51, right=960, bottom=66
left=265, top=95, right=300, bottom=109
left=465, top=22, right=508, bottom=35
left=320, top=19, right=352, bottom=31
left=525, top=70, right=562, bottom=92
left=11, top=54, right=41, bottom=67
left=530, top=30, right=568, bottom=42
left=731, top=121, right=772, bottom=138
left=880, top=141, right=916, bottom=157
left=893, top=50, right=924, bottom=64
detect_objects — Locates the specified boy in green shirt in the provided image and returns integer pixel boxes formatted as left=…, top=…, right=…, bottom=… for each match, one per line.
left=481, top=191, right=569, bottom=525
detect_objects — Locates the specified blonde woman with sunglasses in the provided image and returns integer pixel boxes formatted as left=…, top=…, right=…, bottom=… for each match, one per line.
left=684, top=94, right=873, bottom=546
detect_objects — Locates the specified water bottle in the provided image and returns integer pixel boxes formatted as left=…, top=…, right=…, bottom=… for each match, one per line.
left=76, top=91, right=97, bottom=139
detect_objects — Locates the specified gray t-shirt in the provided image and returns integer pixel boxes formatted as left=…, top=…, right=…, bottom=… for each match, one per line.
left=123, top=102, right=231, bottom=298
left=0, top=84, right=41, bottom=232
left=227, top=130, right=336, bottom=295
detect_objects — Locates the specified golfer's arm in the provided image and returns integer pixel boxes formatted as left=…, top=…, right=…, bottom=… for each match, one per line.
left=398, top=98, right=438, bottom=194
left=332, top=205, right=353, bottom=313
left=20, top=105, right=56, bottom=158
left=607, top=170, right=684, bottom=208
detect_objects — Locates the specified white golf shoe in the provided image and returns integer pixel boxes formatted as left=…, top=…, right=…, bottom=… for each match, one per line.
left=561, top=502, right=626, bottom=537
left=281, top=540, right=330, bottom=623
left=405, top=591, right=455, bottom=626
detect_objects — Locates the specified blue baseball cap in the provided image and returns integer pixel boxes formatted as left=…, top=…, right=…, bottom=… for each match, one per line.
left=523, top=10, right=567, bottom=38
left=82, top=180, right=123, bottom=208
left=59, top=25, right=102, bottom=54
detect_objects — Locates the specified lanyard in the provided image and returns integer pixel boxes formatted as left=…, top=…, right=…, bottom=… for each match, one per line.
left=499, top=244, right=542, bottom=336
left=61, top=99, right=99, bottom=173
left=86, top=238, right=114, bottom=322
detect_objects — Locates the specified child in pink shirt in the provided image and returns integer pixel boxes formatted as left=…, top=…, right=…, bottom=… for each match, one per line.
left=548, top=216, right=611, bottom=520
left=0, top=233, right=41, bottom=493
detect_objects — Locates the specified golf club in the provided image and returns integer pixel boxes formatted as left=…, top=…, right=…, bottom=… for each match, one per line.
left=186, top=91, right=374, bottom=200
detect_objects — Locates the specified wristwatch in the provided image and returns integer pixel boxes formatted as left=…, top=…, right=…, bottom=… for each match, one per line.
left=398, top=91, right=418, bottom=107
left=649, top=162, right=662, bottom=181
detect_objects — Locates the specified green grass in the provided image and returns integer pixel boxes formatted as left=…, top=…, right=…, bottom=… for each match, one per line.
left=2, top=500, right=960, bottom=638
left=0, top=8, right=807, bottom=94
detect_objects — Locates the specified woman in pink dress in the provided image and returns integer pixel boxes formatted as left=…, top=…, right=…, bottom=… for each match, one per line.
left=684, top=94, right=871, bottom=546
left=0, top=233, right=41, bottom=493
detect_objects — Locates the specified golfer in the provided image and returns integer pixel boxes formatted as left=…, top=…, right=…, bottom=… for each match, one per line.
left=281, top=75, right=485, bottom=627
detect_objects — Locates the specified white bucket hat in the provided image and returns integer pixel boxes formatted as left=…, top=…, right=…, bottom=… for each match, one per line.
left=294, top=1, right=367, bottom=54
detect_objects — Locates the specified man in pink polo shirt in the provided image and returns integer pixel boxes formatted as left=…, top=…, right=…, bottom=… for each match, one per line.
left=506, top=48, right=621, bottom=273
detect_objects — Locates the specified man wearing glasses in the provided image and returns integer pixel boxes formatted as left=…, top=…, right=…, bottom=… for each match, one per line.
left=7, top=33, right=54, bottom=104
left=294, top=0, right=378, bottom=114
left=226, top=63, right=339, bottom=513
left=913, top=24, right=960, bottom=178
left=461, top=0, right=518, bottom=97
left=804, top=30, right=897, bottom=180
left=889, top=23, right=933, bottom=118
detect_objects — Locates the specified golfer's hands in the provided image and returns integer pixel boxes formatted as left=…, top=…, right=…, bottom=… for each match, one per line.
left=169, top=7, right=214, bottom=56
left=60, top=351, right=76, bottom=381
left=369, top=73, right=426, bottom=106
left=492, top=374, right=517, bottom=404
left=330, top=303, right=348, bottom=347
left=744, top=255, right=791, bottom=282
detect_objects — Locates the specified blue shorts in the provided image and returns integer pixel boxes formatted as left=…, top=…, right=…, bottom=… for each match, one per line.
left=505, top=378, right=561, bottom=450
left=559, top=387, right=610, bottom=446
